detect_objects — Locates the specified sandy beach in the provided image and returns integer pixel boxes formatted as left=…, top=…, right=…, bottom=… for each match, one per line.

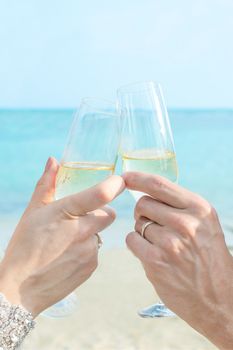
left=22, top=248, right=217, bottom=350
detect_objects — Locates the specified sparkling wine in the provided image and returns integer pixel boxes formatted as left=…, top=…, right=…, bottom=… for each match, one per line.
left=122, top=149, right=178, bottom=200
left=55, top=162, right=115, bottom=199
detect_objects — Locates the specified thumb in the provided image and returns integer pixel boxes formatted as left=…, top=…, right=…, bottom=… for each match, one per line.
left=30, top=157, right=59, bottom=207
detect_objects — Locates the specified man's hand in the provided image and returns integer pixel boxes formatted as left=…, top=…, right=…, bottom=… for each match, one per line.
left=0, top=158, right=125, bottom=317
left=124, top=171, right=233, bottom=350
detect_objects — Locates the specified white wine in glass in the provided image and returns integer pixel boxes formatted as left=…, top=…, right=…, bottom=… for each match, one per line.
left=56, top=162, right=115, bottom=199
left=43, top=98, right=120, bottom=318
left=122, top=149, right=177, bottom=201
left=118, top=81, right=178, bottom=318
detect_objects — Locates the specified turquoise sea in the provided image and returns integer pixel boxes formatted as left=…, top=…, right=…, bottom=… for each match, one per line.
left=1, top=109, right=233, bottom=249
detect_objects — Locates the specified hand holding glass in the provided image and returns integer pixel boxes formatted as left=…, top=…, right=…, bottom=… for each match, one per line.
left=43, top=98, right=120, bottom=318
left=117, top=81, right=178, bottom=318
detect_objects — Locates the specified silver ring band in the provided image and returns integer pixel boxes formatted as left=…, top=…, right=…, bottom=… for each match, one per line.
left=141, top=220, right=155, bottom=238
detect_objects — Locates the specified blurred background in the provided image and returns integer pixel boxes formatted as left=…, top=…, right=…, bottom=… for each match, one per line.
left=0, top=1, right=232, bottom=349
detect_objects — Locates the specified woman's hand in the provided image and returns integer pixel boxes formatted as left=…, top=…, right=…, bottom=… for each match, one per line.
left=124, top=172, right=233, bottom=350
left=0, top=158, right=125, bottom=317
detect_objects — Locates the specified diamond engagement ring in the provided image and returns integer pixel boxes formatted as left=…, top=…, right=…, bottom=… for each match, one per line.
left=140, top=220, right=155, bottom=239
left=95, top=233, right=103, bottom=249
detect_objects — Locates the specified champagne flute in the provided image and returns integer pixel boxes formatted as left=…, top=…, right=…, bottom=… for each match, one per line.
left=43, top=98, right=120, bottom=318
left=117, top=81, right=178, bottom=318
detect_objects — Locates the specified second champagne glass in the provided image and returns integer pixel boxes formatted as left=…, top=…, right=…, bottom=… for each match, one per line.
left=43, top=98, right=120, bottom=318
left=117, top=81, right=178, bottom=318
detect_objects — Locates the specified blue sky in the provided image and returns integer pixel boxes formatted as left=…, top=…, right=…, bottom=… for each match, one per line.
left=0, top=0, right=233, bottom=108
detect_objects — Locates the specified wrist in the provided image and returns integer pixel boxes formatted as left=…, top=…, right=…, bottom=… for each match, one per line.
left=0, top=263, right=40, bottom=318
left=198, top=309, right=233, bottom=350
left=192, top=254, right=233, bottom=350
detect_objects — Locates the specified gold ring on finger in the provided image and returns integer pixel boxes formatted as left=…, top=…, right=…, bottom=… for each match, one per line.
left=141, top=220, right=155, bottom=239
left=62, top=209, right=80, bottom=220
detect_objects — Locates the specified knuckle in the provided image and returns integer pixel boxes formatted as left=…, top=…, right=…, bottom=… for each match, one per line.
left=105, top=207, right=116, bottom=222
left=173, top=215, right=188, bottom=231
left=162, top=236, right=174, bottom=253
left=174, top=215, right=197, bottom=238
left=135, top=195, right=148, bottom=214
left=194, top=198, right=219, bottom=222
left=36, top=177, right=47, bottom=190
left=162, top=236, right=183, bottom=256
left=209, top=206, right=218, bottom=220
left=99, top=209, right=116, bottom=229
left=151, top=175, right=166, bottom=191
left=96, top=187, right=111, bottom=204
left=125, top=232, right=136, bottom=248
left=193, top=196, right=213, bottom=216
left=199, top=201, right=212, bottom=216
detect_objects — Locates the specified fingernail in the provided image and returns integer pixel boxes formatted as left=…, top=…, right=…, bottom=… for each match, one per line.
left=45, top=157, right=53, bottom=172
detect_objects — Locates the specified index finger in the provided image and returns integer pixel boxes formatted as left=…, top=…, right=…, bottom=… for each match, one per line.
left=57, top=175, right=125, bottom=216
left=123, top=172, right=197, bottom=209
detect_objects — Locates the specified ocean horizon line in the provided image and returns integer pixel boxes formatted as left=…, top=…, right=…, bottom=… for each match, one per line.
left=1, top=107, right=233, bottom=112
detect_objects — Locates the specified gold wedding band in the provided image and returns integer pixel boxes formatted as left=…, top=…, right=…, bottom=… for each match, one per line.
left=62, top=209, right=80, bottom=219
left=95, top=233, right=103, bottom=249
left=140, top=220, right=155, bottom=238
left=62, top=210, right=103, bottom=248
